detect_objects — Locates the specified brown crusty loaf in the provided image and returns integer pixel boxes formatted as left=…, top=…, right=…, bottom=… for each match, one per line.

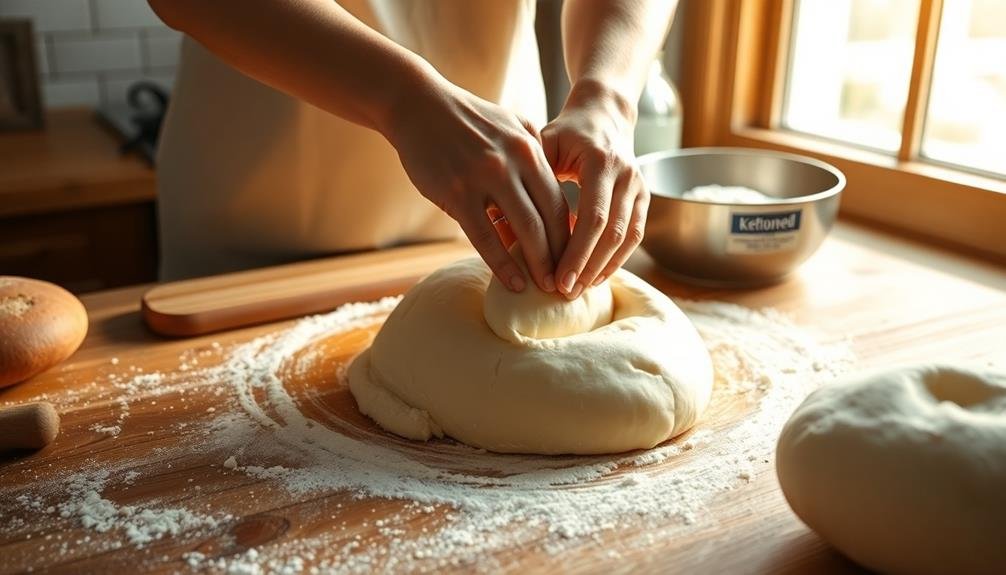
left=0, top=277, right=88, bottom=389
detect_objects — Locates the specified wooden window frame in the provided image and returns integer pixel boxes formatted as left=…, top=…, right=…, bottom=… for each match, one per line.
left=679, top=0, right=1006, bottom=262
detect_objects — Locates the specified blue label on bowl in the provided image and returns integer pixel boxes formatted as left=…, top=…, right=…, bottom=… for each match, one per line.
left=730, top=211, right=802, bottom=234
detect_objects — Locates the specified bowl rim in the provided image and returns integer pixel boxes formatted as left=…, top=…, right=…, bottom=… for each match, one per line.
left=637, top=146, right=847, bottom=205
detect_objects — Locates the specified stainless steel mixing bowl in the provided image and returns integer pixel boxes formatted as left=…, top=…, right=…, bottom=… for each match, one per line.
left=638, top=147, right=845, bottom=287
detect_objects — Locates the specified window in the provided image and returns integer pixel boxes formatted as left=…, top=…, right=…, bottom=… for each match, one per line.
left=782, top=0, right=1006, bottom=177
left=921, top=0, right=1006, bottom=176
left=679, top=0, right=1006, bottom=260
left=783, top=0, right=920, bottom=153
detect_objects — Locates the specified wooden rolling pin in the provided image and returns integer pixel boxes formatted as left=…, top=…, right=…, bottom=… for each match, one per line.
left=0, top=402, right=60, bottom=451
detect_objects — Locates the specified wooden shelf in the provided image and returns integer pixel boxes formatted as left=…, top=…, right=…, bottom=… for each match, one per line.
left=0, top=108, right=156, bottom=218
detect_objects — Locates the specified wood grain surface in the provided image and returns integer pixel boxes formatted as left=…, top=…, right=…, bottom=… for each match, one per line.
left=142, top=242, right=475, bottom=336
left=1, top=221, right=1004, bottom=574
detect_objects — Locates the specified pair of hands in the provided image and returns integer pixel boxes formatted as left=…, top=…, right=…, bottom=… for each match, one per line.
left=389, top=77, right=648, bottom=299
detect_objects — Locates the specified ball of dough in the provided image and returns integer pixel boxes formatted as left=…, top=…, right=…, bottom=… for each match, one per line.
left=0, top=277, right=88, bottom=389
left=483, top=248, right=613, bottom=342
left=348, top=257, right=713, bottom=455
left=776, top=365, right=1006, bottom=575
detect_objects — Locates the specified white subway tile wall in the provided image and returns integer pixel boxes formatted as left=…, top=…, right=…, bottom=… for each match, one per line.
left=42, top=77, right=102, bottom=108
left=142, top=30, right=182, bottom=69
left=51, top=34, right=143, bottom=73
left=0, top=0, right=92, bottom=32
left=34, top=40, right=50, bottom=75
left=93, top=0, right=162, bottom=29
left=0, top=0, right=179, bottom=108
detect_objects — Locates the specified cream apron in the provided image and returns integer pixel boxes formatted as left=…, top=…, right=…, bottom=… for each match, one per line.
left=156, top=0, right=547, bottom=280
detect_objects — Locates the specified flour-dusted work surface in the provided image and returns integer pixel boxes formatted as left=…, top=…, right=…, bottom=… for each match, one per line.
left=1, top=222, right=1004, bottom=574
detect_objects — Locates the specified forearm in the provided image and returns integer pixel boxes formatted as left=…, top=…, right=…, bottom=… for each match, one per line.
left=149, top=0, right=438, bottom=136
left=560, top=0, right=677, bottom=117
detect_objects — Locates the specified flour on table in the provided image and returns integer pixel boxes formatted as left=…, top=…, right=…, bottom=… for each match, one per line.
left=89, top=423, right=122, bottom=436
left=54, top=470, right=231, bottom=546
left=195, top=296, right=852, bottom=571
left=2, top=294, right=852, bottom=574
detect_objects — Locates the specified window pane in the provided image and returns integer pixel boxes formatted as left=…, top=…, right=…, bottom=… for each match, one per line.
left=783, top=0, right=920, bottom=152
left=921, top=0, right=1006, bottom=176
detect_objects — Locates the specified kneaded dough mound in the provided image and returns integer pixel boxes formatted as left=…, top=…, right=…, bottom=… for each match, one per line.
left=483, top=260, right=613, bottom=342
left=348, top=257, right=713, bottom=455
left=776, top=365, right=1006, bottom=575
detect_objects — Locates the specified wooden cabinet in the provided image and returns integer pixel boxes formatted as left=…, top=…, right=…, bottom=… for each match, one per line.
left=0, top=109, right=158, bottom=292
left=0, top=204, right=157, bottom=293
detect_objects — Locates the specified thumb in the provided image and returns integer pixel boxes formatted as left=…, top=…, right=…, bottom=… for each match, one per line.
left=539, top=123, right=561, bottom=173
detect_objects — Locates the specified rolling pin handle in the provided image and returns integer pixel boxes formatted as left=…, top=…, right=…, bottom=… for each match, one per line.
left=0, top=402, right=60, bottom=452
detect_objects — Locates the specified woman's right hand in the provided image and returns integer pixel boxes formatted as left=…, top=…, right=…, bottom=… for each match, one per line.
left=383, top=74, right=570, bottom=294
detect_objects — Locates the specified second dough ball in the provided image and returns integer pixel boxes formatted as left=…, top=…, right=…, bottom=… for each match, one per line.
left=776, top=365, right=1006, bottom=575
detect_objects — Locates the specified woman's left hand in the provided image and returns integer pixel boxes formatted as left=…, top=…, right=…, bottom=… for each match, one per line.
left=541, top=79, right=649, bottom=300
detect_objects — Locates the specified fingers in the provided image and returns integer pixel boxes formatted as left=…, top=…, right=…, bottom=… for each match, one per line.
left=456, top=204, right=526, bottom=292
left=490, top=173, right=557, bottom=293
left=430, top=104, right=572, bottom=294
left=486, top=205, right=517, bottom=249
left=577, top=169, right=637, bottom=289
left=514, top=138, right=570, bottom=268
left=596, top=185, right=649, bottom=284
left=515, top=118, right=570, bottom=262
left=517, top=115, right=542, bottom=143
left=540, top=124, right=560, bottom=173
left=452, top=125, right=563, bottom=294
left=554, top=151, right=617, bottom=300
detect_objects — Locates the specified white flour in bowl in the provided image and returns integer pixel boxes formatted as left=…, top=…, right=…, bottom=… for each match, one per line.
left=1, top=296, right=853, bottom=573
left=681, top=184, right=774, bottom=204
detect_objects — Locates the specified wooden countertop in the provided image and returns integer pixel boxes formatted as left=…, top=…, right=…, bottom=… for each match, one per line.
left=1, top=221, right=1004, bottom=573
left=0, top=108, right=155, bottom=218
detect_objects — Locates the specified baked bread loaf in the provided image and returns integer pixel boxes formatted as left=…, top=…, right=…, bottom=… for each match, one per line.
left=0, top=277, right=88, bottom=388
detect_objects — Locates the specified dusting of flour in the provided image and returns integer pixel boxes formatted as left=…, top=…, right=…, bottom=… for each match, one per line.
left=190, top=297, right=851, bottom=572
left=0, top=294, right=34, bottom=317
left=1, top=296, right=852, bottom=573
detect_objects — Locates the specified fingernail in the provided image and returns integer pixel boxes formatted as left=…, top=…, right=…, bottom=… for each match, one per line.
left=509, top=274, right=525, bottom=292
left=592, top=274, right=606, bottom=287
left=543, top=274, right=556, bottom=292
left=560, top=271, right=577, bottom=293
left=570, top=282, right=584, bottom=299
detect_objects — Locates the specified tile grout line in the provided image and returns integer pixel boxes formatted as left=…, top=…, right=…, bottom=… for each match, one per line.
left=24, top=0, right=176, bottom=109
left=139, top=28, right=150, bottom=73
left=87, top=0, right=99, bottom=33
left=45, top=33, right=58, bottom=82
left=42, top=29, right=144, bottom=41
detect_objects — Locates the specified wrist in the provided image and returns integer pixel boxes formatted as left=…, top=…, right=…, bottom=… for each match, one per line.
left=374, top=54, right=444, bottom=142
left=564, top=77, right=638, bottom=128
